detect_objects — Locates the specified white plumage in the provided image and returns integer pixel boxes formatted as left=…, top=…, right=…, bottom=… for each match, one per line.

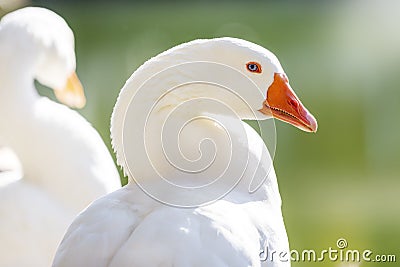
left=0, top=7, right=121, bottom=266
left=53, top=38, right=317, bottom=267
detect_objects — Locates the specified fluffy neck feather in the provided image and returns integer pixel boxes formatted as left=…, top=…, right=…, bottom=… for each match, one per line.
left=0, top=52, right=116, bottom=213
left=111, top=46, right=281, bottom=207
left=0, top=48, right=39, bottom=106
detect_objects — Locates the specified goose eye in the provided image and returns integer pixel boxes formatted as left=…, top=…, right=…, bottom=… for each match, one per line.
left=246, top=62, right=262, bottom=73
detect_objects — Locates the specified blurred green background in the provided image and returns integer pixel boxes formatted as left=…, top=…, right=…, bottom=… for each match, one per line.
left=2, top=0, right=399, bottom=266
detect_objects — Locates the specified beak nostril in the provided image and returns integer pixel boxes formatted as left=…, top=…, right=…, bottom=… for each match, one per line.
left=288, top=99, right=299, bottom=109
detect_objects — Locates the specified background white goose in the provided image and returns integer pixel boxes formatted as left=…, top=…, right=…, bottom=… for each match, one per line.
left=0, top=7, right=121, bottom=266
left=53, top=37, right=316, bottom=267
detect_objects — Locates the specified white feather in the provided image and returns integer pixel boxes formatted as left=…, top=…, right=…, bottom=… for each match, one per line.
left=0, top=7, right=121, bottom=266
left=54, top=38, right=292, bottom=267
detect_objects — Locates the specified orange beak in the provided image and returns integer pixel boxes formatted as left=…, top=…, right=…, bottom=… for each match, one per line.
left=259, top=73, right=317, bottom=132
left=54, top=72, right=86, bottom=109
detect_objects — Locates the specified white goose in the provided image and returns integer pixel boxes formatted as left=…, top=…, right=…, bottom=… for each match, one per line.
left=0, top=7, right=121, bottom=266
left=53, top=37, right=317, bottom=267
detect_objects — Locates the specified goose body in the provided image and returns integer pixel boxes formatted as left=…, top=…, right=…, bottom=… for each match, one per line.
left=53, top=38, right=317, bottom=267
left=0, top=7, right=120, bottom=266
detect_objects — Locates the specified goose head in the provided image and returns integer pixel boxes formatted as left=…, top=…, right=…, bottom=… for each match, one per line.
left=168, top=37, right=318, bottom=132
left=111, top=38, right=317, bottom=206
left=113, top=38, right=316, bottom=136
left=0, top=7, right=85, bottom=108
